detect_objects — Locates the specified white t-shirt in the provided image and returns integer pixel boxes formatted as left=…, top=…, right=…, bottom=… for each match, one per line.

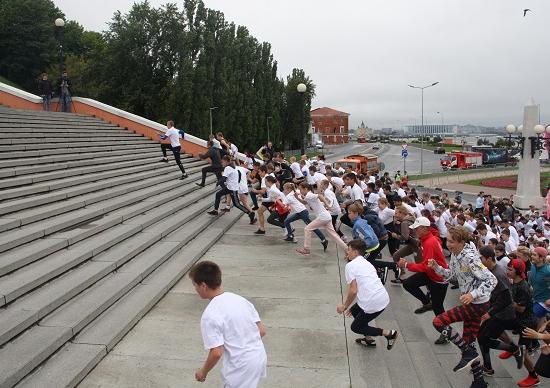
left=236, top=166, right=249, bottom=194
left=284, top=191, right=306, bottom=213
left=347, top=184, right=365, bottom=204
left=223, top=166, right=239, bottom=191
left=461, top=222, right=476, bottom=233
left=164, top=127, right=181, bottom=148
left=434, top=216, right=448, bottom=238
left=397, top=188, right=407, bottom=198
left=260, top=173, right=275, bottom=189
left=317, top=160, right=326, bottom=174
left=424, top=200, right=435, bottom=212
left=331, top=177, right=345, bottom=189
left=201, top=292, right=267, bottom=388
left=305, top=192, right=331, bottom=221
left=378, top=188, right=386, bottom=198
left=377, top=207, right=395, bottom=225
left=508, top=226, right=520, bottom=246
left=266, top=185, right=284, bottom=202
left=483, top=230, right=497, bottom=245
left=345, top=256, right=390, bottom=313
left=290, top=162, right=304, bottom=178
left=504, top=239, right=518, bottom=254
left=496, top=255, right=511, bottom=271
left=312, top=172, right=326, bottom=184
left=359, top=181, right=368, bottom=192
left=306, top=170, right=316, bottom=185
left=212, top=138, right=222, bottom=149
left=324, top=188, right=341, bottom=215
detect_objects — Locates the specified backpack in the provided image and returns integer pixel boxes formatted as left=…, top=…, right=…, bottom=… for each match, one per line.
left=178, top=129, right=185, bottom=139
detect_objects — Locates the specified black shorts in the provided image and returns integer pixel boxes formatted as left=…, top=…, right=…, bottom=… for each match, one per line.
left=261, top=201, right=274, bottom=209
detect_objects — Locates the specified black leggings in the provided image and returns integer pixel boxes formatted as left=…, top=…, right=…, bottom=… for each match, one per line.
left=402, top=272, right=448, bottom=315
left=161, top=144, right=186, bottom=174
left=366, top=239, right=397, bottom=272
left=350, top=303, right=384, bottom=337
left=200, top=165, right=223, bottom=186
left=214, top=188, right=250, bottom=214
left=478, top=317, right=523, bottom=369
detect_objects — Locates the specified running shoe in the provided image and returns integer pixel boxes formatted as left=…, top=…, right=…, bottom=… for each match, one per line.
left=453, top=346, right=480, bottom=372
left=180, top=173, right=188, bottom=180
left=254, top=229, right=265, bottom=235
left=207, top=210, right=218, bottom=216
left=195, top=183, right=205, bottom=187
left=434, top=333, right=449, bottom=345
left=517, top=375, right=540, bottom=387
left=414, top=303, right=433, bottom=314
left=322, top=240, right=328, bottom=252
left=284, top=236, right=296, bottom=243
left=355, top=337, right=376, bottom=347
left=160, top=158, right=168, bottom=163
left=384, top=330, right=398, bottom=350
left=482, top=367, right=494, bottom=376
left=248, top=212, right=256, bottom=224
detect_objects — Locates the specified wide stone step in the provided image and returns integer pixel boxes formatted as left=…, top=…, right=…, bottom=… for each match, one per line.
left=0, top=109, right=97, bottom=119
left=0, top=135, right=151, bottom=146
left=0, top=156, right=197, bottom=213
left=0, top=162, right=206, bottom=229
left=0, top=131, right=143, bottom=139
left=0, top=158, right=186, bottom=200
left=14, top=212, right=240, bottom=388
left=0, top=154, right=163, bottom=189
left=0, top=143, right=158, bottom=159
left=0, top=181, right=217, bottom=302
left=0, top=120, right=118, bottom=128
left=0, top=138, right=152, bottom=150
left=0, top=146, right=165, bottom=169
left=0, top=126, right=126, bottom=133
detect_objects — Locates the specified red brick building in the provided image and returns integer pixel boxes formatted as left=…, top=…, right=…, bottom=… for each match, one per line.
left=310, top=107, right=350, bottom=144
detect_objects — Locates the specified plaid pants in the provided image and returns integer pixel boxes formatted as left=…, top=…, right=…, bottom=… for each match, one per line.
left=433, top=302, right=489, bottom=344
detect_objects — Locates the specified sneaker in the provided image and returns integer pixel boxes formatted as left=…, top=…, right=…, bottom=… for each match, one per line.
left=482, top=367, right=495, bottom=376
left=469, top=379, right=488, bottom=388
left=160, top=158, right=168, bottom=162
left=514, top=346, right=524, bottom=369
left=195, top=182, right=205, bottom=188
left=252, top=206, right=259, bottom=211
left=248, top=212, right=256, bottom=224
left=384, top=330, right=398, bottom=350
left=517, top=375, right=541, bottom=387
left=254, top=229, right=265, bottom=235
left=207, top=210, right=219, bottom=216
left=499, top=351, right=513, bottom=360
left=284, top=236, right=296, bottom=243
left=414, top=303, right=433, bottom=314
left=180, top=173, right=188, bottom=180
left=453, top=346, right=480, bottom=372
left=434, top=333, right=449, bottom=345
left=322, top=240, right=328, bottom=252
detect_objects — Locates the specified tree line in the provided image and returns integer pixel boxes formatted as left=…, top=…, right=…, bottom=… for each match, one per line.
left=0, top=0, right=315, bottom=151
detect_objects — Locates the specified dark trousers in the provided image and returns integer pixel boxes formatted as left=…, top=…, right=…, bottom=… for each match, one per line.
left=267, top=211, right=287, bottom=228
left=402, top=272, right=448, bottom=315
left=214, top=188, right=250, bottom=214
left=350, top=303, right=384, bottom=337
left=340, top=212, right=352, bottom=228
left=366, top=239, right=397, bottom=272
left=478, top=317, right=523, bottom=369
left=249, top=191, right=259, bottom=208
left=200, top=165, right=223, bottom=186
left=385, top=222, right=401, bottom=255
left=161, top=144, right=186, bottom=174
left=284, top=210, right=325, bottom=240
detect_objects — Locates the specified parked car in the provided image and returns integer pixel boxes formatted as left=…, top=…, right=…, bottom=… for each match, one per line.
left=434, top=147, right=445, bottom=154
left=372, top=144, right=380, bottom=150
left=315, top=140, right=324, bottom=150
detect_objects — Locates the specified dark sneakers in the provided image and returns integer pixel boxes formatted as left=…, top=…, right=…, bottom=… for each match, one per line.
left=160, top=158, right=168, bottom=163
left=254, top=229, right=265, bottom=235
left=207, top=210, right=219, bottom=216
left=414, top=303, right=433, bottom=314
left=195, top=182, right=205, bottom=187
left=384, top=330, right=398, bottom=350
left=453, top=346, right=480, bottom=372
left=434, top=333, right=449, bottom=345
left=180, top=173, right=188, bottom=180
left=322, top=240, right=328, bottom=252
left=284, top=236, right=296, bottom=243
left=248, top=212, right=256, bottom=224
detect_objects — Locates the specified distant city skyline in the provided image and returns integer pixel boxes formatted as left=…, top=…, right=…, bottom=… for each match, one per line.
left=53, top=0, right=550, bottom=129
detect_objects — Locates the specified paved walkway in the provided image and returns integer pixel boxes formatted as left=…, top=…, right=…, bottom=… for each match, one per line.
left=439, top=182, right=516, bottom=198
left=79, top=216, right=548, bottom=388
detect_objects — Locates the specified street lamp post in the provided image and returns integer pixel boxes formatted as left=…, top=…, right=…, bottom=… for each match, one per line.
left=209, top=106, right=218, bottom=136
left=297, top=83, right=307, bottom=155
left=408, top=82, right=439, bottom=175
left=54, top=18, right=65, bottom=90
left=267, top=116, right=272, bottom=143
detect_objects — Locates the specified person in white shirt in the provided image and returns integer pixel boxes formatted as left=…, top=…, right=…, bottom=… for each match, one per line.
left=336, top=239, right=398, bottom=349
left=334, top=162, right=345, bottom=174
left=208, top=156, right=256, bottom=224
left=475, top=223, right=497, bottom=245
left=308, top=165, right=325, bottom=187
left=227, top=140, right=238, bottom=158
left=316, top=155, right=327, bottom=174
left=377, top=198, right=395, bottom=227
left=457, top=214, right=475, bottom=233
left=295, top=182, right=348, bottom=255
left=282, top=182, right=327, bottom=247
left=340, top=173, right=366, bottom=229
left=236, top=163, right=253, bottom=214
left=264, top=175, right=288, bottom=230
left=500, top=229, right=518, bottom=254
left=319, top=179, right=342, bottom=230
left=288, top=156, right=305, bottom=182
left=159, top=120, right=188, bottom=179
left=500, top=219, right=520, bottom=246
left=190, top=261, right=267, bottom=387
left=395, top=184, right=407, bottom=198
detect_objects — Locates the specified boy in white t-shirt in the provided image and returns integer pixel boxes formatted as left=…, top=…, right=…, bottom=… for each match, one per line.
left=191, top=261, right=267, bottom=387
left=336, top=239, right=399, bottom=349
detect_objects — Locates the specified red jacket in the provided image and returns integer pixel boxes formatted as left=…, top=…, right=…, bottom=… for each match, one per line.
left=407, top=231, right=448, bottom=283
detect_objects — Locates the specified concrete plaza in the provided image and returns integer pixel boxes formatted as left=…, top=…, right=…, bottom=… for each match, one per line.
left=79, top=215, right=547, bottom=388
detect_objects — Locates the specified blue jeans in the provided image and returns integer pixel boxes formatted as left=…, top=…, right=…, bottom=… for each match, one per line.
left=284, top=210, right=325, bottom=241
left=61, top=92, right=71, bottom=112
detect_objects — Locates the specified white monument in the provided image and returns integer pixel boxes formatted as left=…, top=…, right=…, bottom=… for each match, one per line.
left=513, top=98, right=544, bottom=209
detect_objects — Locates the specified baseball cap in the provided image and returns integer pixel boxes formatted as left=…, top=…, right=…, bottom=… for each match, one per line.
left=409, top=217, right=431, bottom=229
left=508, top=259, right=527, bottom=279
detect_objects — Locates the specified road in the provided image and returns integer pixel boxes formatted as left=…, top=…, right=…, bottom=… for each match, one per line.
left=324, top=142, right=443, bottom=175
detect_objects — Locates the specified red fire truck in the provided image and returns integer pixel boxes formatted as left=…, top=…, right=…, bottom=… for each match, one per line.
left=440, top=151, right=483, bottom=170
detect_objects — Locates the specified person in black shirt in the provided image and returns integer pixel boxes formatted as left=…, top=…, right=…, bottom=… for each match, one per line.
left=196, top=142, right=223, bottom=187
left=38, top=73, right=53, bottom=111
left=477, top=246, right=524, bottom=376
left=57, top=70, right=72, bottom=112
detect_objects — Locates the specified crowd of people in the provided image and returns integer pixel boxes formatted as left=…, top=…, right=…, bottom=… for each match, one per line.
left=161, top=128, right=550, bottom=388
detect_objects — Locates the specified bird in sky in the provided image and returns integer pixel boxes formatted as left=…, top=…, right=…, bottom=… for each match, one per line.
left=523, top=9, right=531, bottom=17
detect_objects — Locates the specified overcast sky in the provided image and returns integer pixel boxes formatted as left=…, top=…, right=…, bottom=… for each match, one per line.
left=53, top=0, right=550, bottom=130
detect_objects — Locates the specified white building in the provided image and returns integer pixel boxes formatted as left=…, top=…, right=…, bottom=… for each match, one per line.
left=404, top=124, right=458, bottom=136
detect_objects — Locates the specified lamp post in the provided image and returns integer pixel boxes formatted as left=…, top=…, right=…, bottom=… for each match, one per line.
left=209, top=106, right=218, bottom=136
left=267, top=116, right=272, bottom=143
left=436, top=111, right=444, bottom=126
left=54, top=18, right=65, bottom=87
left=297, top=83, right=307, bottom=155
left=408, top=82, right=439, bottom=175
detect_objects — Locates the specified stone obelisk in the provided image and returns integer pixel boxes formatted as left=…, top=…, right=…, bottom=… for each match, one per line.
left=514, top=98, right=544, bottom=209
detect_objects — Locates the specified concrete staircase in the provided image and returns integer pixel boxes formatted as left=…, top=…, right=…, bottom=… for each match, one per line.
left=0, top=107, right=239, bottom=387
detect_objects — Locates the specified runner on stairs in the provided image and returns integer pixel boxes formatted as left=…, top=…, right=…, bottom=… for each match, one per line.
left=159, top=120, right=188, bottom=180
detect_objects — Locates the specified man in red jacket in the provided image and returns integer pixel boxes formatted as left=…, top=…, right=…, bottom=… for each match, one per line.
left=398, top=216, right=449, bottom=344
